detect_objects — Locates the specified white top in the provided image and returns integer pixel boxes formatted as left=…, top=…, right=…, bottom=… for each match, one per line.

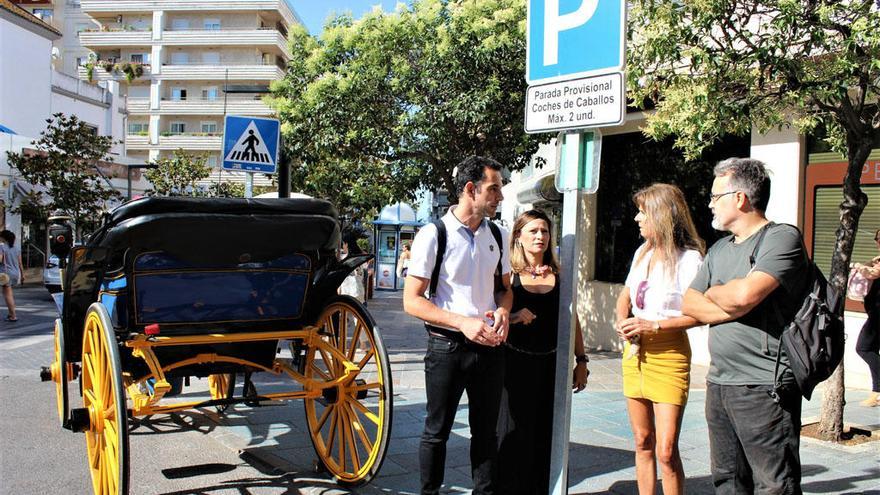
left=624, top=245, right=703, bottom=320
left=408, top=207, right=511, bottom=328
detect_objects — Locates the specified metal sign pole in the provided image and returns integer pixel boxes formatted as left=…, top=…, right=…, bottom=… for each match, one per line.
left=549, top=181, right=580, bottom=495
left=245, top=172, right=253, bottom=198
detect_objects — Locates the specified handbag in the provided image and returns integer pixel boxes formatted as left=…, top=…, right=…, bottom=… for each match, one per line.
left=0, top=272, right=8, bottom=286
left=847, top=267, right=872, bottom=302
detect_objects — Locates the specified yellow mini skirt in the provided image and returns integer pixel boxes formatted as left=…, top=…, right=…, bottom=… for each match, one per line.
left=622, top=330, right=691, bottom=406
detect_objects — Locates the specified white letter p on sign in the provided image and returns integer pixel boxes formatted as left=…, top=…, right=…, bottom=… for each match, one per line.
left=543, top=0, right=599, bottom=66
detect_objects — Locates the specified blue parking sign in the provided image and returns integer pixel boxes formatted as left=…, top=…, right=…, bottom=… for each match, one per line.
left=527, top=0, right=626, bottom=85
left=222, top=115, right=280, bottom=174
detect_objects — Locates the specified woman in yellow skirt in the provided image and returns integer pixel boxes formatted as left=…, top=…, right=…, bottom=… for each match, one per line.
left=615, top=184, right=705, bottom=495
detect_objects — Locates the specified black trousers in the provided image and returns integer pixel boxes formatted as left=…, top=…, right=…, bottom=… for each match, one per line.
left=706, top=382, right=802, bottom=495
left=855, top=309, right=879, bottom=392
left=419, top=335, right=504, bottom=495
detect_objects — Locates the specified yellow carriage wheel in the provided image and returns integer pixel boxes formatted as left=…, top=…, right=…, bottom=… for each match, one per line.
left=81, top=303, right=130, bottom=495
left=304, top=296, right=393, bottom=486
left=51, top=318, right=71, bottom=427
left=207, top=373, right=235, bottom=413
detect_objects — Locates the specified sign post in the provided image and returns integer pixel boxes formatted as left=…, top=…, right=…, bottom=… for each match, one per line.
left=525, top=1, right=626, bottom=493
left=221, top=115, right=281, bottom=197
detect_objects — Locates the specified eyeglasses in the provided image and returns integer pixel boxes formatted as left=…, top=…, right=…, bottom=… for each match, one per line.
left=635, top=280, right=648, bottom=310
left=709, top=191, right=738, bottom=203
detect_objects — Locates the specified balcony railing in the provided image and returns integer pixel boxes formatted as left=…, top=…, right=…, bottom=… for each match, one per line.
left=79, top=30, right=152, bottom=46
left=157, top=64, right=283, bottom=81
left=80, top=1, right=298, bottom=29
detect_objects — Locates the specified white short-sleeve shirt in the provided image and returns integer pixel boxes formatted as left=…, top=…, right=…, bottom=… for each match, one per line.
left=408, top=207, right=511, bottom=329
left=624, top=244, right=703, bottom=320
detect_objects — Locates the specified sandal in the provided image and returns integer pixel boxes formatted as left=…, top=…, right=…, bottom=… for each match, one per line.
left=5, top=316, right=17, bottom=322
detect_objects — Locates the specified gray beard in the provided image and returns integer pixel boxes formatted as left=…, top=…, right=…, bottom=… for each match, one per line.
left=711, top=217, right=724, bottom=231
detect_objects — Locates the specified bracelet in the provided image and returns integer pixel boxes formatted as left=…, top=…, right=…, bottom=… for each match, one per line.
left=575, top=355, right=589, bottom=364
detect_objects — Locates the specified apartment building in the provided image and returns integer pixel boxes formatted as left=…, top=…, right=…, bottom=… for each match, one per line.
left=75, top=0, right=298, bottom=185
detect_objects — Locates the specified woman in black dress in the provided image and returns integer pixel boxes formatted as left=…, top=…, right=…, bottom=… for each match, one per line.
left=496, top=210, right=589, bottom=494
left=854, top=228, right=880, bottom=407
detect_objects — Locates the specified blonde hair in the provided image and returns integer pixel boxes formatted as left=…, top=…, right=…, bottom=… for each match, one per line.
left=633, top=183, right=705, bottom=278
left=509, top=210, right=560, bottom=274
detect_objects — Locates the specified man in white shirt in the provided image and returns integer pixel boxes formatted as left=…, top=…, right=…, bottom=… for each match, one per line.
left=404, top=156, right=512, bottom=495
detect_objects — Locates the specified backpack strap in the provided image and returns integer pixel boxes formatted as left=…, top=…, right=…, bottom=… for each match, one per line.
left=748, top=221, right=787, bottom=401
left=428, top=219, right=447, bottom=299
left=487, top=220, right=504, bottom=282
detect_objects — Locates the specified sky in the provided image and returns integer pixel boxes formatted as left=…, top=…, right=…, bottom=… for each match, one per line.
left=288, top=1, right=410, bottom=34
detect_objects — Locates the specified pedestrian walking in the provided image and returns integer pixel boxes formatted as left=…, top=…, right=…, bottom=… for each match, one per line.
left=615, top=184, right=705, bottom=495
left=397, top=242, right=411, bottom=279
left=683, top=158, right=810, bottom=494
left=853, top=228, right=880, bottom=407
left=403, top=155, right=512, bottom=495
left=496, top=209, right=589, bottom=495
left=0, top=229, right=23, bottom=322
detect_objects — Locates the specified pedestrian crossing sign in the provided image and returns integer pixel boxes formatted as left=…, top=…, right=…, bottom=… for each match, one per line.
left=222, top=115, right=280, bottom=173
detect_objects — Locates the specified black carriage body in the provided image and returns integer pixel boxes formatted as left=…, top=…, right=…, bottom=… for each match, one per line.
left=60, top=197, right=370, bottom=364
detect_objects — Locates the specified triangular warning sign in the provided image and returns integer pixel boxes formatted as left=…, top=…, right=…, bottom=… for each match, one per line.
left=224, top=121, right=274, bottom=165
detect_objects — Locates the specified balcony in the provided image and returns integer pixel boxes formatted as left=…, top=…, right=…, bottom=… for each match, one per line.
left=125, top=134, right=149, bottom=149
left=78, top=63, right=152, bottom=83
left=157, top=133, right=222, bottom=151
left=79, top=29, right=152, bottom=47
left=80, top=0, right=298, bottom=28
left=161, top=29, right=290, bottom=59
left=125, top=96, right=275, bottom=116
left=157, top=64, right=283, bottom=81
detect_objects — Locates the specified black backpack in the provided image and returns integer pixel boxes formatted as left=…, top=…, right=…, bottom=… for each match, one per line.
left=428, top=218, right=504, bottom=299
left=751, top=223, right=845, bottom=400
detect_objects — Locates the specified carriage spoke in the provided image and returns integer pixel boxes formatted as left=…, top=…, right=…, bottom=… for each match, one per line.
left=325, top=405, right=339, bottom=457
left=352, top=382, right=382, bottom=392
left=347, top=323, right=363, bottom=361
left=342, top=405, right=361, bottom=473
left=316, top=403, right=332, bottom=431
left=345, top=400, right=374, bottom=455
left=337, top=404, right=346, bottom=472
left=310, top=362, right=331, bottom=382
left=357, top=348, right=376, bottom=370
left=349, top=397, right=381, bottom=425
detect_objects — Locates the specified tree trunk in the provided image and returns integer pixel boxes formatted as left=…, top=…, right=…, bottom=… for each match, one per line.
left=816, top=126, right=871, bottom=441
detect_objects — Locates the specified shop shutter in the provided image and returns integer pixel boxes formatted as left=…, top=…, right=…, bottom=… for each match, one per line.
left=812, top=185, right=880, bottom=278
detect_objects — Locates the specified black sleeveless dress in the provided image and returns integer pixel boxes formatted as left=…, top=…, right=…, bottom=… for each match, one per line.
left=497, top=273, right=560, bottom=495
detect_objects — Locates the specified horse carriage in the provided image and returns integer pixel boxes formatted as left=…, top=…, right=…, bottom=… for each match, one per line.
left=40, top=197, right=392, bottom=494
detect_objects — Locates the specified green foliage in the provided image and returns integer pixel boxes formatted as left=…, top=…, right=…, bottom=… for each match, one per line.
left=207, top=181, right=245, bottom=198
left=270, top=0, right=548, bottom=205
left=6, top=113, right=122, bottom=234
left=627, top=0, right=880, bottom=159
left=144, top=149, right=211, bottom=196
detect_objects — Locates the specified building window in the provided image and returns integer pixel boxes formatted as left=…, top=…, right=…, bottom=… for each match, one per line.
left=170, top=122, right=186, bottom=135
left=201, top=121, right=218, bottom=134
left=33, top=9, right=53, bottom=21
left=202, top=52, right=220, bottom=65
left=204, top=18, right=221, bottom=30
left=202, top=86, right=219, bottom=101
left=170, top=52, right=189, bottom=65
left=76, top=57, right=85, bottom=67
left=130, top=53, right=150, bottom=64
left=128, top=122, right=148, bottom=135
left=206, top=155, right=218, bottom=168
left=171, top=18, right=190, bottom=30
left=83, top=124, right=98, bottom=136
left=171, top=88, right=187, bottom=101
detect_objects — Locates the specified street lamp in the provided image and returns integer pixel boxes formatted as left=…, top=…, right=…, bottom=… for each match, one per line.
left=126, top=163, right=158, bottom=200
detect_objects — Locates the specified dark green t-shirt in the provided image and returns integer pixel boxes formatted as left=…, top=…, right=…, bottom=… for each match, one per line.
left=690, top=223, right=809, bottom=385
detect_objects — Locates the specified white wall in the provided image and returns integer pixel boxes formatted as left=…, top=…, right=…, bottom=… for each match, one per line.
left=0, top=20, right=53, bottom=138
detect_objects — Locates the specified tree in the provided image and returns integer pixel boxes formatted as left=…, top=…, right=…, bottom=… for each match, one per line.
left=144, top=149, right=211, bottom=196
left=628, top=0, right=879, bottom=440
left=269, top=0, right=549, bottom=204
left=7, top=113, right=122, bottom=234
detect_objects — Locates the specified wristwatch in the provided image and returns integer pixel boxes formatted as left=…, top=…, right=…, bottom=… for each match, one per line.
left=575, top=355, right=589, bottom=364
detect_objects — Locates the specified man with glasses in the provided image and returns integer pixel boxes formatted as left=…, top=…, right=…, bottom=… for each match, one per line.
left=683, top=158, right=809, bottom=494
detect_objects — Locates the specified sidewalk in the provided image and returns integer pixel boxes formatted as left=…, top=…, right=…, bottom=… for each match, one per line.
left=198, top=291, right=879, bottom=494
